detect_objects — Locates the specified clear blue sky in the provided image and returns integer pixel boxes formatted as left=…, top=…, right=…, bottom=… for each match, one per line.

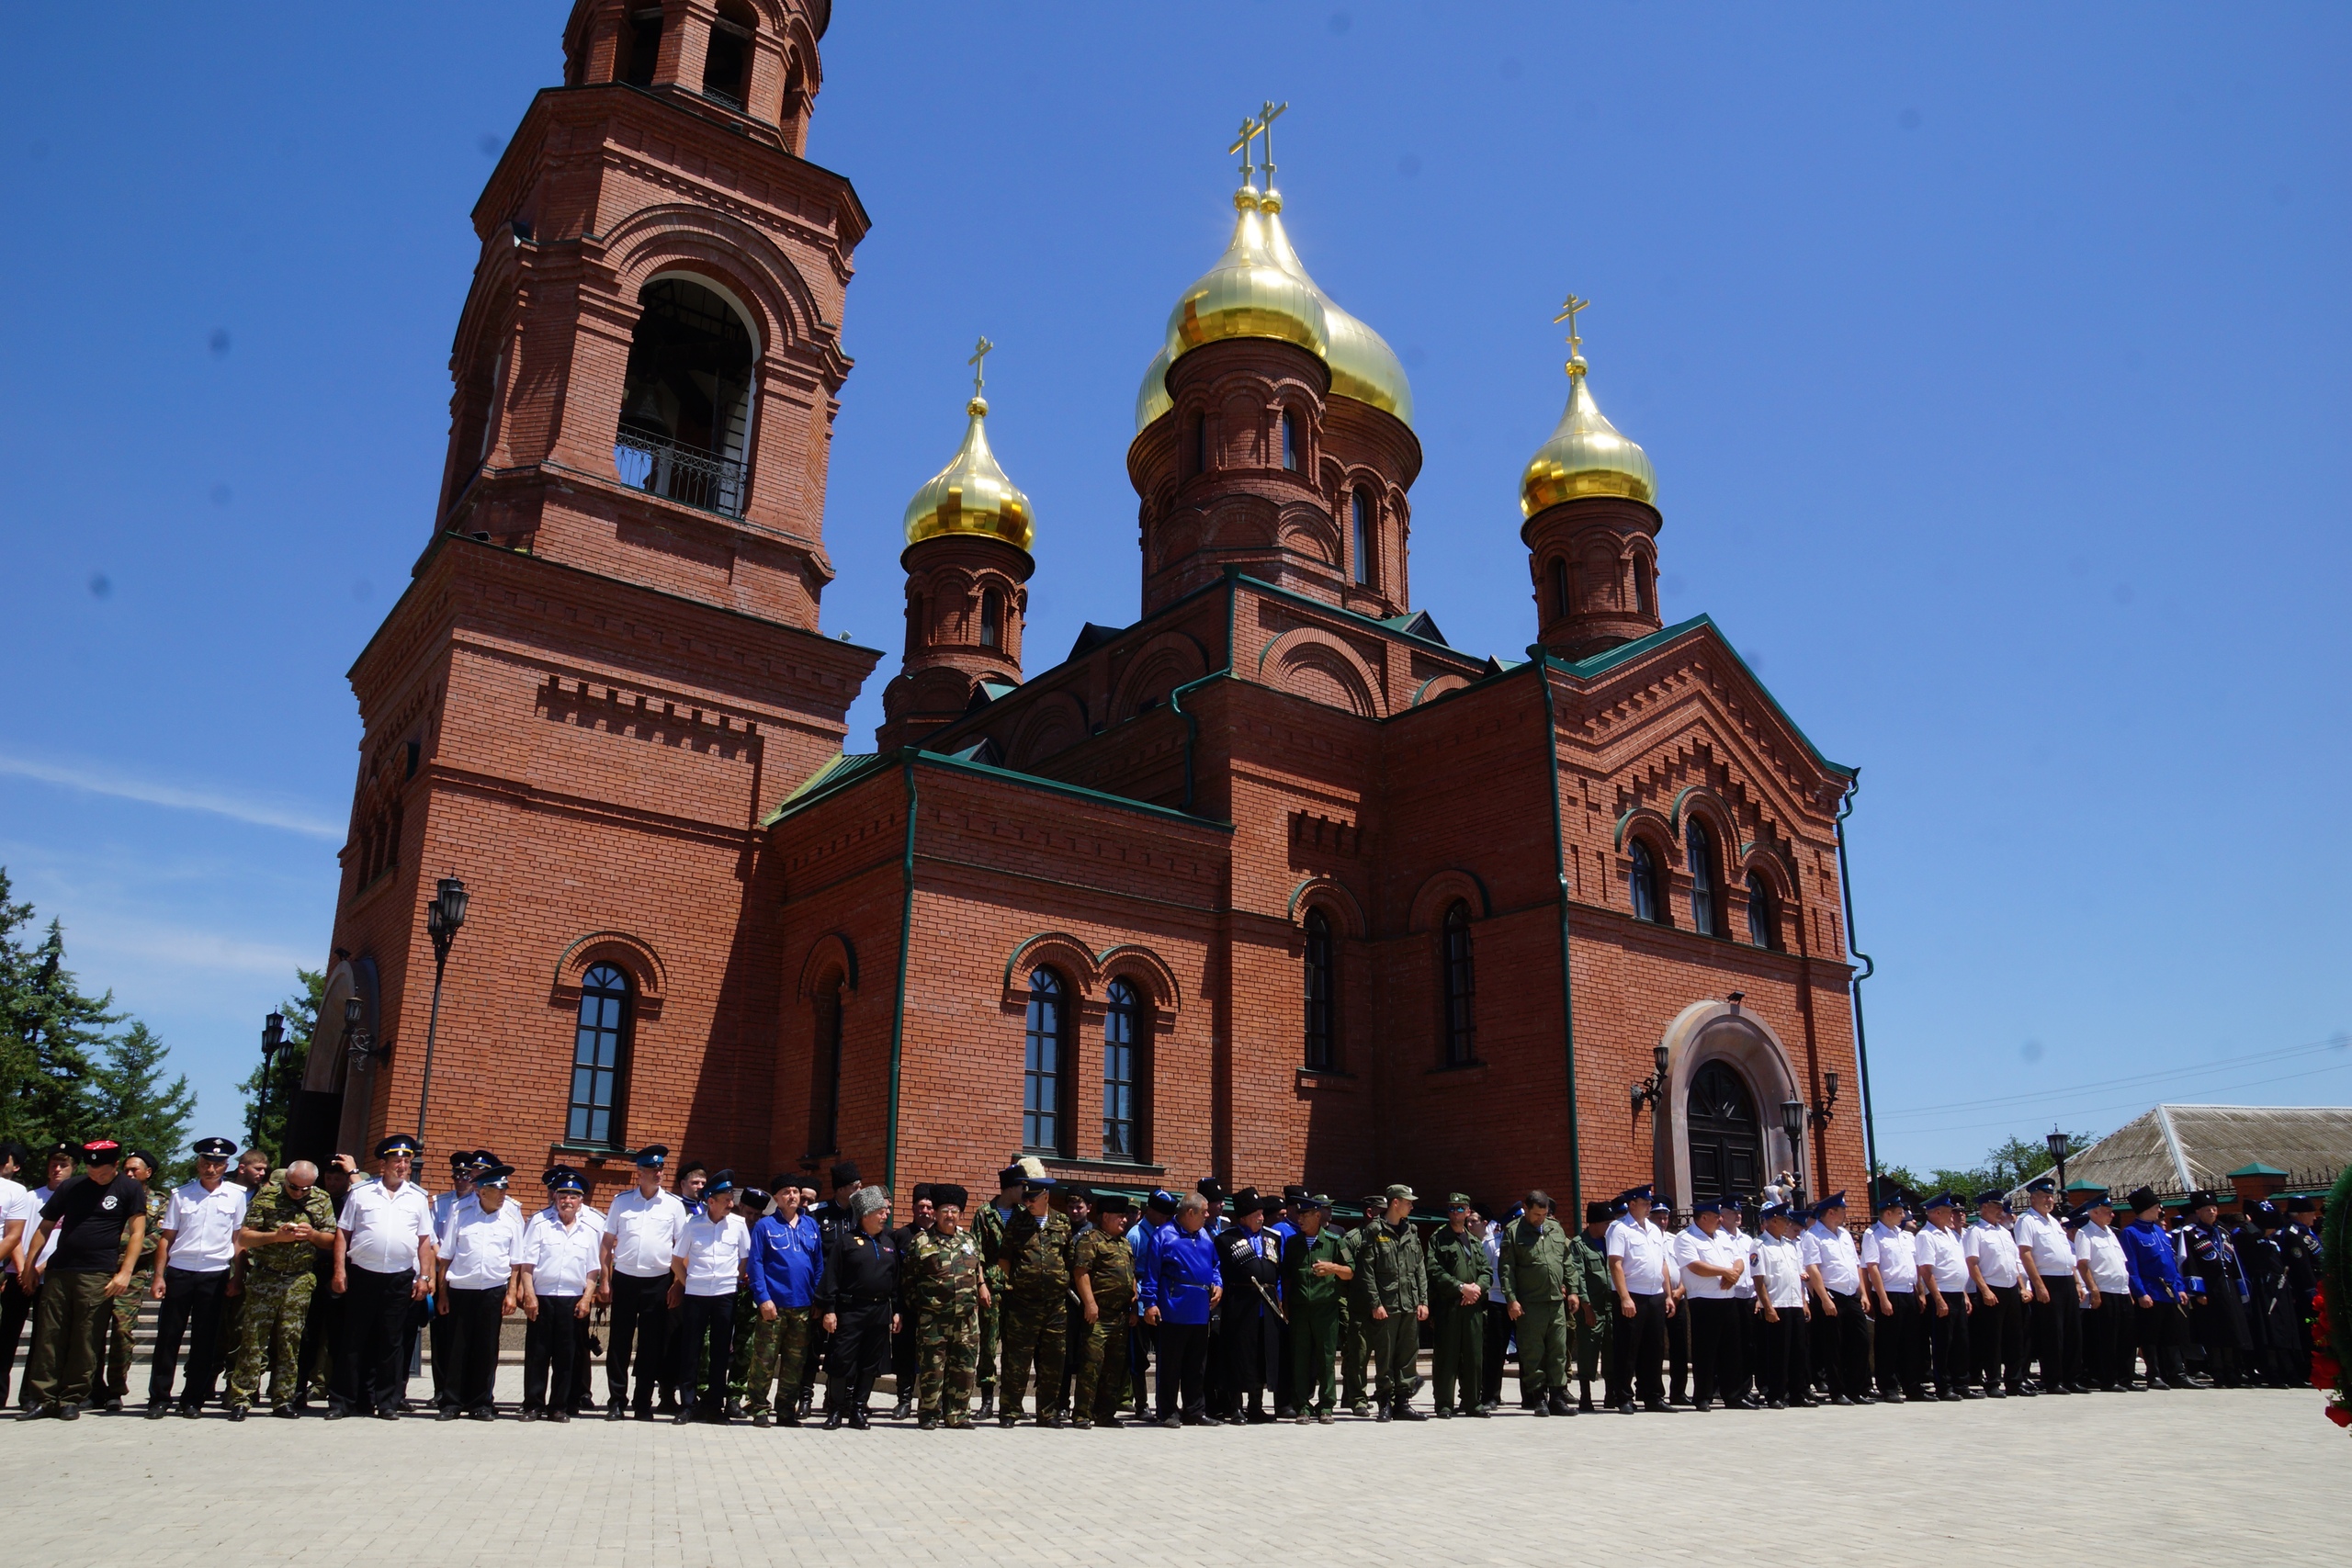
left=1, top=5, right=2345, bottom=1175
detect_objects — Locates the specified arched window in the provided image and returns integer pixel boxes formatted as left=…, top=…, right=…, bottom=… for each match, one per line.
left=700, top=2, right=754, bottom=109
left=1023, top=968, right=1067, bottom=1155
left=979, top=588, right=1003, bottom=649
left=621, top=7, right=663, bottom=86
left=1548, top=558, right=1570, bottom=622
left=1102, top=978, right=1145, bottom=1160
left=807, top=975, right=843, bottom=1156
left=1747, top=870, right=1780, bottom=950
left=1629, top=839, right=1665, bottom=925
left=1688, top=818, right=1723, bottom=936
left=1635, top=556, right=1657, bottom=620
left=1351, top=489, right=1374, bottom=586
left=614, top=277, right=756, bottom=516
left=1190, top=412, right=1207, bottom=478
left=1303, top=908, right=1336, bottom=1069
left=567, top=964, right=631, bottom=1145
left=1440, top=901, right=1476, bottom=1066
left=1281, top=410, right=1300, bottom=471
left=905, top=593, right=925, bottom=657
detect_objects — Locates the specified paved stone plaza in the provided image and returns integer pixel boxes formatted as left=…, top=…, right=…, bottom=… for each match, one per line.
left=4, top=1382, right=2335, bottom=1566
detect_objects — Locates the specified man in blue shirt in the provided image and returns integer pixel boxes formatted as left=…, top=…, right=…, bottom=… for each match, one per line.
left=2118, top=1186, right=2194, bottom=1390
left=741, top=1179, right=823, bottom=1426
left=1140, top=1191, right=1221, bottom=1426
left=1125, top=1190, right=1174, bottom=1414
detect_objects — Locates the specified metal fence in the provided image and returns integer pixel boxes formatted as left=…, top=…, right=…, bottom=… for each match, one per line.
left=614, top=426, right=746, bottom=517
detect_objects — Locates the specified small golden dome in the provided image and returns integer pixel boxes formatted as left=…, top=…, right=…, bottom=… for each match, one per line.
left=1136, top=341, right=1174, bottom=431
left=1163, top=186, right=1329, bottom=364
left=1521, top=355, right=1657, bottom=515
left=903, top=393, right=1035, bottom=552
left=1259, top=190, right=1414, bottom=428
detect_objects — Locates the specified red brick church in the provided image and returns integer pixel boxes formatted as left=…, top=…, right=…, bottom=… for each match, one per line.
left=299, top=0, right=1871, bottom=1220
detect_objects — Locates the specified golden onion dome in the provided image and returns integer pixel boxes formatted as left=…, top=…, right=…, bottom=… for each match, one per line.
left=902, top=393, right=1035, bottom=552
left=1258, top=190, right=1414, bottom=427
left=1162, top=187, right=1329, bottom=361
left=1136, top=341, right=1174, bottom=431
left=1520, top=353, right=1657, bottom=515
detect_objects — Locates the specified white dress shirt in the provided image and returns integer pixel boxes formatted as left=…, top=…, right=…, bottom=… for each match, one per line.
left=521, top=1210, right=605, bottom=1298
left=1606, top=1214, right=1672, bottom=1296
left=607, top=1188, right=690, bottom=1279
left=1481, top=1224, right=1506, bottom=1303
left=675, top=1212, right=751, bottom=1297
left=0, top=1178, right=31, bottom=1274
left=1913, top=1224, right=1969, bottom=1292
left=2015, top=1208, right=2075, bottom=1277
left=1962, top=1220, right=2023, bottom=1289
left=1671, top=1224, right=1741, bottom=1300
left=1803, top=1222, right=1862, bottom=1294
left=159, top=1179, right=250, bottom=1272
left=2075, top=1221, right=2130, bottom=1293
left=438, top=1196, right=527, bottom=1290
left=1860, top=1221, right=1918, bottom=1292
left=1755, top=1232, right=1809, bottom=1309
left=29, top=1185, right=60, bottom=1267
left=1722, top=1223, right=1757, bottom=1297
left=339, top=1178, right=435, bottom=1273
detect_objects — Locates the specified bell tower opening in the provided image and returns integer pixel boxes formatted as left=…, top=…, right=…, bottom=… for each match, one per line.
left=614, top=277, right=757, bottom=517
left=701, top=2, right=755, bottom=109
left=620, top=6, right=662, bottom=87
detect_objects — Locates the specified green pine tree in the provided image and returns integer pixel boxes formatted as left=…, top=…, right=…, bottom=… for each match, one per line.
left=0, top=870, right=121, bottom=1149
left=234, top=968, right=322, bottom=1159
left=88, top=1021, right=197, bottom=1186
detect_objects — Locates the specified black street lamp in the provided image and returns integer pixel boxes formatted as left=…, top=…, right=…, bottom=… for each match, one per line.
left=343, top=992, right=387, bottom=1145
left=414, top=874, right=469, bottom=1147
left=2046, top=1126, right=2071, bottom=1197
left=255, top=1011, right=285, bottom=1145
left=1779, top=1096, right=1807, bottom=1210
left=1631, top=1043, right=1670, bottom=1119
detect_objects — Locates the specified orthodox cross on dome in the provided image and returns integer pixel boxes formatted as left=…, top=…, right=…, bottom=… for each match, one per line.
left=1228, top=116, right=1261, bottom=183
left=967, top=335, right=994, bottom=399
left=1256, top=99, right=1288, bottom=187
left=1555, top=292, right=1590, bottom=374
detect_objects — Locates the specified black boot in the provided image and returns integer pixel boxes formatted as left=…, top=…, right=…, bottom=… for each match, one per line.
left=978, top=1390, right=996, bottom=1421
left=822, top=1404, right=845, bottom=1431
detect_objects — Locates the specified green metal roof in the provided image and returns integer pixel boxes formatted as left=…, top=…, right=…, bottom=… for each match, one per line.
left=2225, top=1161, right=2290, bottom=1178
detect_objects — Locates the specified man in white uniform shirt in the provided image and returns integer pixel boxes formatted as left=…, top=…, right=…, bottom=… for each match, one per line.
left=1914, top=1193, right=1974, bottom=1400
left=1962, top=1189, right=2030, bottom=1398
left=1603, top=1185, right=1676, bottom=1414
left=1753, top=1202, right=1813, bottom=1408
left=2071, top=1194, right=2133, bottom=1392
left=426, top=1148, right=482, bottom=1416
left=0, top=1138, right=42, bottom=1408
left=435, top=1160, right=526, bottom=1420
left=533, top=1164, right=605, bottom=1416
left=144, top=1135, right=250, bottom=1416
left=603, top=1143, right=686, bottom=1421
left=1670, top=1199, right=1747, bottom=1411
left=518, top=1168, right=604, bottom=1422
left=330, top=1134, right=436, bottom=1419
left=2014, top=1175, right=2086, bottom=1395
left=1860, top=1187, right=1928, bottom=1402
left=1718, top=1195, right=1759, bottom=1404
left=670, top=1169, right=751, bottom=1424
left=1802, top=1192, right=1870, bottom=1404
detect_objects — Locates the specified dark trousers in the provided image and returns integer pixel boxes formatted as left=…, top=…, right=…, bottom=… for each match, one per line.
left=676, top=1292, right=738, bottom=1416
left=0, top=1275, right=35, bottom=1406
left=1976, top=1283, right=2027, bottom=1392
left=1876, top=1292, right=1927, bottom=1395
left=827, top=1299, right=891, bottom=1410
left=2088, top=1292, right=2132, bottom=1386
left=1129, top=1321, right=1155, bottom=1412
left=1221, top=1304, right=1271, bottom=1415
left=892, top=1306, right=921, bottom=1406
left=149, top=1268, right=230, bottom=1408
left=333, top=1265, right=414, bottom=1415
left=1666, top=1297, right=1690, bottom=1399
left=1481, top=1300, right=1510, bottom=1405
left=522, top=1298, right=582, bottom=1411
left=2136, top=1294, right=2190, bottom=1384
left=2033, top=1276, right=2083, bottom=1390
left=1814, top=1292, right=1871, bottom=1398
left=23, top=1270, right=111, bottom=1410
left=1756, top=1308, right=1801, bottom=1403
left=1155, top=1320, right=1210, bottom=1420
left=428, top=1282, right=458, bottom=1410
left=605, top=1271, right=671, bottom=1412
left=1689, top=1296, right=1742, bottom=1405
left=297, top=1278, right=340, bottom=1403
left=1431, top=1301, right=1483, bottom=1412
left=1924, top=1291, right=1970, bottom=1393
left=1605, top=1292, right=1668, bottom=1406
left=444, top=1286, right=504, bottom=1412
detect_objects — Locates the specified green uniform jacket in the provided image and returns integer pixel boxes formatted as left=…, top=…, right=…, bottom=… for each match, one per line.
left=1070, top=1226, right=1136, bottom=1311
left=903, top=1225, right=985, bottom=1317
left=1426, top=1224, right=1491, bottom=1305
left=1281, top=1229, right=1354, bottom=1309
left=241, top=1179, right=337, bottom=1277
left=972, top=1199, right=1015, bottom=1292
left=1499, top=1215, right=1573, bottom=1305
left=1568, top=1230, right=1613, bottom=1306
left=1001, top=1209, right=1074, bottom=1298
left=1350, top=1219, right=1428, bottom=1314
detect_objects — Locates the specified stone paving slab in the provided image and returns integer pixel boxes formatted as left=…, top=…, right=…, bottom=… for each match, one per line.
left=4, top=1382, right=2337, bottom=1567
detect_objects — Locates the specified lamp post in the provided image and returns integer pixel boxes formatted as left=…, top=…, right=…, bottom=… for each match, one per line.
left=342, top=993, right=387, bottom=1145
left=413, top=874, right=469, bottom=1148
left=2046, top=1126, right=2070, bottom=1198
left=255, top=1011, right=285, bottom=1147
left=1631, top=1043, right=1670, bottom=1120
left=1779, top=1096, right=1807, bottom=1211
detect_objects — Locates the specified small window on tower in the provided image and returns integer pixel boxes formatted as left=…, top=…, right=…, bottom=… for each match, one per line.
left=1281, top=410, right=1300, bottom=472
left=1549, top=558, right=1570, bottom=622
left=1636, top=557, right=1657, bottom=620
left=980, top=589, right=1003, bottom=649
left=623, top=8, right=663, bottom=86
left=702, top=4, right=754, bottom=109
left=1351, top=490, right=1374, bottom=586
left=1190, top=412, right=1207, bottom=478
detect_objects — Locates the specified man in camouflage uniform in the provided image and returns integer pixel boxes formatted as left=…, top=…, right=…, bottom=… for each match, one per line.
left=1569, top=1199, right=1615, bottom=1411
left=1340, top=1191, right=1383, bottom=1413
left=98, top=1150, right=169, bottom=1410
left=1352, top=1183, right=1430, bottom=1420
left=1281, top=1194, right=1353, bottom=1423
left=226, top=1160, right=336, bottom=1418
left=1069, top=1193, right=1136, bottom=1427
left=997, top=1173, right=1074, bottom=1427
left=901, top=1182, right=986, bottom=1429
left=1427, top=1192, right=1491, bottom=1417
left=1499, top=1189, right=1577, bottom=1416
left=968, top=1161, right=1024, bottom=1420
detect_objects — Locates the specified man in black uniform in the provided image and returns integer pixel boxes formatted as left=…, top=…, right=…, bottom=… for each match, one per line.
left=887, top=1183, right=933, bottom=1420
left=815, top=1185, right=898, bottom=1428
left=797, top=1160, right=861, bottom=1421
left=1217, top=1192, right=1282, bottom=1423
left=2177, top=1190, right=2254, bottom=1385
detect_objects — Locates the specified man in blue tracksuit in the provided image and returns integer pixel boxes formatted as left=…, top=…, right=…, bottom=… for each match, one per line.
left=741, top=1180, right=823, bottom=1425
left=1139, top=1191, right=1220, bottom=1426
left=1126, top=1190, right=1174, bottom=1413
left=2118, top=1185, right=2193, bottom=1390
